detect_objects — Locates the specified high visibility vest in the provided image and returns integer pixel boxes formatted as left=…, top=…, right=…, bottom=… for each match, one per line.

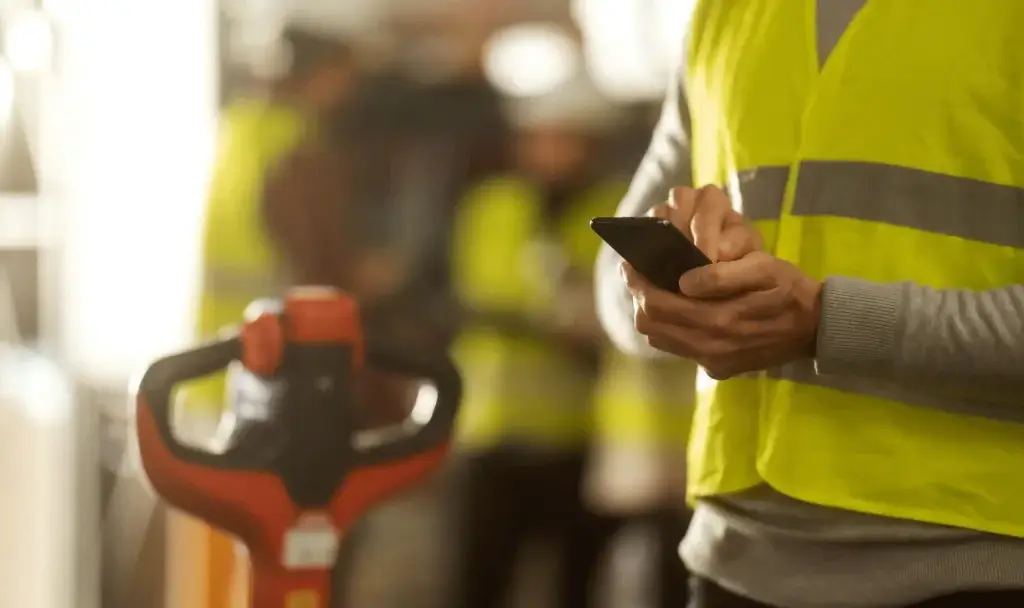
left=593, top=352, right=694, bottom=449
left=685, top=0, right=1024, bottom=535
left=586, top=351, right=694, bottom=512
left=451, top=177, right=626, bottom=449
left=185, top=99, right=310, bottom=415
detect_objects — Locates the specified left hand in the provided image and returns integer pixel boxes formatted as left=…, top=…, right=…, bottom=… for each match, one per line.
left=623, top=251, right=823, bottom=379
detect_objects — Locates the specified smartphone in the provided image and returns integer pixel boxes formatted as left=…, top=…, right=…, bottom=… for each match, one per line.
left=590, top=216, right=711, bottom=292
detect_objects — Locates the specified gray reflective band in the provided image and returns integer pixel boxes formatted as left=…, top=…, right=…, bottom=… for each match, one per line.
left=729, top=166, right=789, bottom=221
left=203, top=266, right=284, bottom=300
left=768, top=360, right=1024, bottom=423
left=792, top=160, right=1024, bottom=248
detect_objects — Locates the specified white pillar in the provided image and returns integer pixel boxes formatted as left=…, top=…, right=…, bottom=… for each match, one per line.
left=35, top=2, right=218, bottom=608
left=45, top=0, right=217, bottom=385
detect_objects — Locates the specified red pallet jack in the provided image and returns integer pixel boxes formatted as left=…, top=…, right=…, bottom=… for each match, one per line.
left=133, top=289, right=461, bottom=608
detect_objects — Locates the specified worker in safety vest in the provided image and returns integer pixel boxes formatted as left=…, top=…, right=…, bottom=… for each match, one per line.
left=584, top=350, right=694, bottom=607
left=596, top=2, right=1024, bottom=607
left=449, top=74, right=631, bottom=608
left=176, top=26, right=359, bottom=608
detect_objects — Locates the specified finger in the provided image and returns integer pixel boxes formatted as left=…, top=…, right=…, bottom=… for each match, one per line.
left=633, top=312, right=705, bottom=358
left=678, top=252, right=777, bottom=298
left=689, top=185, right=734, bottom=262
left=646, top=203, right=671, bottom=220
left=667, top=187, right=699, bottom=238
left=632, top=285, right=710, bottom=329
left=717, top=223, right=764, bottom=262
left=623, top=265, right=702, bottom=329
left=621, top=261, right=648, bottom=291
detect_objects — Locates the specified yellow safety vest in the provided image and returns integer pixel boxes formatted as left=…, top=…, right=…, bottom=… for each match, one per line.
left=452, top=177, right=626, bottom=449
left=685, top=0, right=1024, bottom=535
left=586, top=352, right=694, bottom=512
left=186, top=99, right=310, bottom=414
left=593, top=351, right=694, bottom=449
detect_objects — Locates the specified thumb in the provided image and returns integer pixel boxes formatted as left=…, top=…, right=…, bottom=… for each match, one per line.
left=689, top=186, right=730, bottom=262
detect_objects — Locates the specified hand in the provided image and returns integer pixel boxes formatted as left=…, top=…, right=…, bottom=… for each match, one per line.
left=648, top=185, right=762, bottom=262
left=623, top=251, right=823, bottom=379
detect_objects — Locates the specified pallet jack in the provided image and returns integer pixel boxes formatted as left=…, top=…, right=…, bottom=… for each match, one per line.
left=133, top=288, right=461, bottom=608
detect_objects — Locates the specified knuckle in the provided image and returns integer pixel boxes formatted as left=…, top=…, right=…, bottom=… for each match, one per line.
left=643, top=297, right=671, bottom=323
left=751, top=250, right=774, bottom=265
left=701, top=184, right=730, bottom=204
left=646, top=203, right=671, bottom=220
left=671, top=186, right=699, bottom=210
left=700, top=353, right=738, bottom=380
left=704, top=364, right=733, bottom=381
left=701, top=266, right=725, bottom=290
left=708, top=311, right=734, bottom=333
left=704, top=338, right=733, bottom=358
left=633, top=310, right=653, bottom=335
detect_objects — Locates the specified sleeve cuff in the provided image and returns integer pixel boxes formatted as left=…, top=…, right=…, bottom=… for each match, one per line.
left=814, top=276, right=905, bottom=376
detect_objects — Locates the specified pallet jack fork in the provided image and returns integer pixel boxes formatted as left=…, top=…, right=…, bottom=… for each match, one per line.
left=134, top=288, right=461, bottom=608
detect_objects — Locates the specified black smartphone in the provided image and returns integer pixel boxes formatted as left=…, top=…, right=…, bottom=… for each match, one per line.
left=590, top=216, right=711, bottom=292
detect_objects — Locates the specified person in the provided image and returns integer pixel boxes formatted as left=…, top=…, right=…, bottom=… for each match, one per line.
left=595, top=2, right=1024, bottom=607
left=448, top=75, right=629, bottom=608
left=584, top=349, right=694, bottom=608
left=176, top=25, right=370, bottom=608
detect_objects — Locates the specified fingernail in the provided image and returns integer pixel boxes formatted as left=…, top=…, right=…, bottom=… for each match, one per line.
left=678, top=270, right=699, bottom=295
left=667, top=188, right=681, bottom=209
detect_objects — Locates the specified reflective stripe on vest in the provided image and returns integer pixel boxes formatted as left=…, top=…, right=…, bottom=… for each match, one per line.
left=732, top=162, right=1024, bottom=248
left=685, top=0, right=1024, bottom=535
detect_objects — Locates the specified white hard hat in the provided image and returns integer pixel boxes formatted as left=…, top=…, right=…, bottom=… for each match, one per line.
left=506, top=72, right=624, bottom=133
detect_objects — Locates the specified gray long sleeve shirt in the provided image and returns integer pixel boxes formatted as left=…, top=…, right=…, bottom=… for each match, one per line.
left=595, top=2, right=1024, bottom=606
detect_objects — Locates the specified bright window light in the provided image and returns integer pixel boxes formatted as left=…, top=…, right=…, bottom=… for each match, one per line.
left=4, top=9, right=54, bottom=72
left=573, top=0, right=695, bottom=102
left=652, top=0, right=697, bottom=63
left=696, top=367, right=717, bottom=395
left=483, top=23, right=579, bottom=98
left=0, top=58, right=13, bottom=123
left=0, top=347, right=73, bottom=425
left=49, top=2, right=217, bottom=387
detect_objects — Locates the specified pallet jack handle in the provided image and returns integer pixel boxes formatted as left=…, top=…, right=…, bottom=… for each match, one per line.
left=134, top=289, right=460, bottom=608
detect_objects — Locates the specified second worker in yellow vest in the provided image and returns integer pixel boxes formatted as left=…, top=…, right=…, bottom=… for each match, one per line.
left=449, top=74, right=692, bottom=608
left=597, top=2, right=1024, bottom=607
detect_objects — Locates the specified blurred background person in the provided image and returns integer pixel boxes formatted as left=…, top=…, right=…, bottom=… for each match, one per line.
left=585, top=351, right=695, bottom=608
left=448, top=73, right=627, bottom=608
left=179, top=24, right=363, bottom=608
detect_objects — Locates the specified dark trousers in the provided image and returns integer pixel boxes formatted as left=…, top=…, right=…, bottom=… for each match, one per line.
left=450, top=448, right=622, bottom=608
left=653, top=507, right=692, bottom=608
left=689, top=576, right=1024, bottom=608
left=450, top=448, right=691, bottom=608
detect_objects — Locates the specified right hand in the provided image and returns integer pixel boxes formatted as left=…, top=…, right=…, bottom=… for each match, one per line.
left=647, top=185, right=762, bottom=263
